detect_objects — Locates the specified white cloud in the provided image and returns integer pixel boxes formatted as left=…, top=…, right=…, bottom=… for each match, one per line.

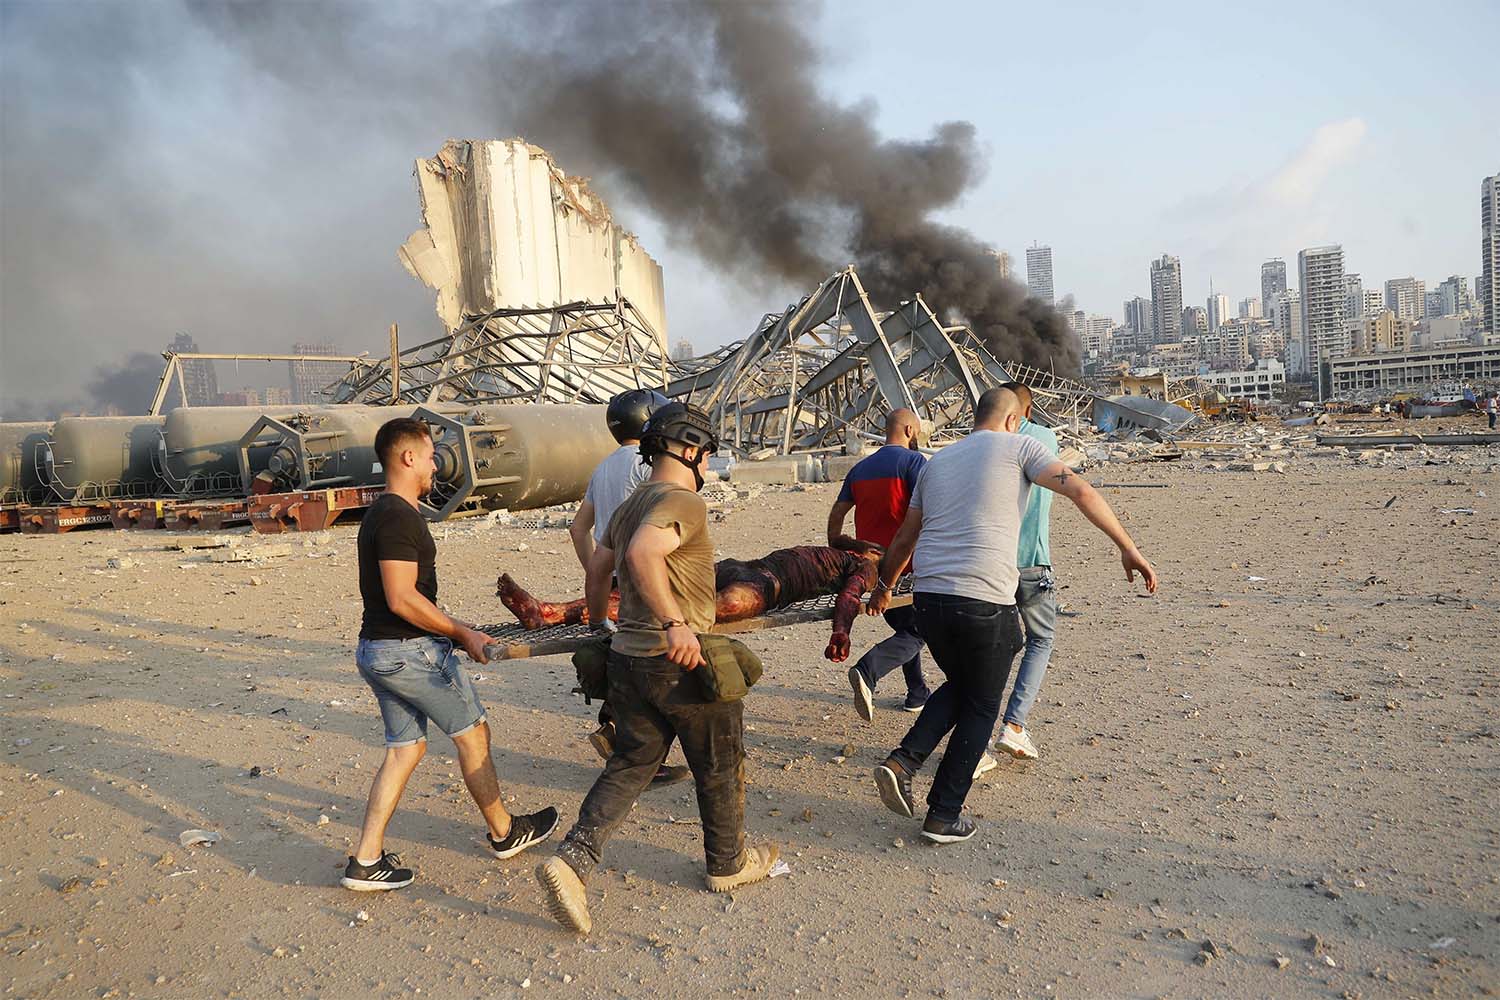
left=1257, top=118, right=1368, bottom=208
left=1160, top=117, right=1370, bottom=300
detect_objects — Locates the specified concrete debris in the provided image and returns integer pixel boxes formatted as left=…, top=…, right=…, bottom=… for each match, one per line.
left=209, top=543, right=292, bottom=563
left=178, top=829, right=220, bottom=848
left=730, top=460, right=804, bottom=486
left=167, top=535, right=239, bottom=551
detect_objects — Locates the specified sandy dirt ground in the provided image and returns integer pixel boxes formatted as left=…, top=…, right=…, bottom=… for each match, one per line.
left=2, top=424, right=1498, bottom=999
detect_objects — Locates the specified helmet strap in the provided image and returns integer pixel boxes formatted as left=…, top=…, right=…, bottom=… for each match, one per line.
left=659, top=447, right=705, bottom=491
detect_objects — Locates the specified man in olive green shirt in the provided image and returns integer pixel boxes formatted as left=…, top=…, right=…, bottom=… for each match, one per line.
left=536, top=403, right=779, bottom=935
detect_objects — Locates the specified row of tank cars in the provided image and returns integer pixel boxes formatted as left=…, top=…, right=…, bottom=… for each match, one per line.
left=0, top=403, right=615, bottom=533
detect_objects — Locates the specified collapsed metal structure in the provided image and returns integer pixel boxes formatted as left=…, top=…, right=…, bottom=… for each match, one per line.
left=327, top=299, right=671, bottom=407
left=668, top=267, right=1093, bottom=449
left=322, top=266, right=1096, bottom=454
left=3, top=268, right=1102, bottom=536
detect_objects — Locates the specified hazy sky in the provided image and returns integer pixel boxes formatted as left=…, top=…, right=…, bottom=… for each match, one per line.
left=2, top=0, right=1496, bottom=416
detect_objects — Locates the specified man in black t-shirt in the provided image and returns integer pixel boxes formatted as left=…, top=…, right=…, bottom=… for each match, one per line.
left=341, top=417, right=558, bottom=892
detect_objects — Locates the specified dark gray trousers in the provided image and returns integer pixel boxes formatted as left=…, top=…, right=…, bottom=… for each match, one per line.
left=558, top=650, right=746, bottom=878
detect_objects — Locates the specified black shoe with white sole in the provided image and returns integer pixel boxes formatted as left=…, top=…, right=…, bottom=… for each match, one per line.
left=920, top=812, right=977, bottom=844
left=874, top=757, right=915, bottom=818
left=487, top=807, right=560, bottom=860
left=340, top=851, right=414, bottom=891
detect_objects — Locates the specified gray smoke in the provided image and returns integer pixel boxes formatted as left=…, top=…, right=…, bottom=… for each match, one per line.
left=498, top=1, right=1078, bottom=371
left=85, top=354, right=168, bottom=417
left=1, top=1, right=1076, bottom=421
left=0, top=2, right=449, bottom=419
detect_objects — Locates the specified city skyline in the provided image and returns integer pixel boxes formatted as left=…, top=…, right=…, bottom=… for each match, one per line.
left=987, top=226, right=1489, bottom=335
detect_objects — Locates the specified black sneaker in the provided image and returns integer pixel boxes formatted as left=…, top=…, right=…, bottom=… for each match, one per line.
left=650, top=764, right=691, bottom=787
left=921, top=812, right=977, bottom=845
left=488, top=807, right=560, bottom=860
left=340, top=851, right=413, bottom=891
left=848, top=666, right=875, bottom=723
left=874, top=757, right=915, bottom=818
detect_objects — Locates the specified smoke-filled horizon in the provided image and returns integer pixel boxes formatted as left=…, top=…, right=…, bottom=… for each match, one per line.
left=1, top=0, right=1074, bottom=420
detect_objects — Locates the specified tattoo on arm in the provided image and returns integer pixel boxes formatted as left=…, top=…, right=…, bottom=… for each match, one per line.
left=1053, top=470, right=1073, bottom=485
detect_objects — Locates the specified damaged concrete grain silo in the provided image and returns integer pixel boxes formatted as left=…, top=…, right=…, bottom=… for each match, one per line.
left=324, top=139, right=676, bottom=409
left=400, top=138, right=668, bottom=345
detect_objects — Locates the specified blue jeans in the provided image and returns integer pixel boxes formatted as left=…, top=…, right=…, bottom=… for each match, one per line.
left=355, top=635, right=486, bottom=747
left=892, top=593, right=1023, bottom=823
left=1003, top=567, right=1057, bottom=729
left=852, top=605, right=928, bottom=697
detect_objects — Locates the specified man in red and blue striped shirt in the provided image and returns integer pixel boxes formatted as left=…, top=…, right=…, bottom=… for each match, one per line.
left=827, top=409, right=931, bottom=720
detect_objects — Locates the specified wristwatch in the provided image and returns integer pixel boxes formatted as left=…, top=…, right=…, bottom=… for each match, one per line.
left=661, top=619, right=687, bottom=630
left=871, top=579, right=892, bottom=594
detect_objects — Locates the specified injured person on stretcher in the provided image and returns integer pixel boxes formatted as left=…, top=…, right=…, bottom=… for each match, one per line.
left=496, top=538, right=885, bottom=662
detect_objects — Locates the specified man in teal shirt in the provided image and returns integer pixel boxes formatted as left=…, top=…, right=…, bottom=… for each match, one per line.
left=994, top=383, right=1056, bottom=761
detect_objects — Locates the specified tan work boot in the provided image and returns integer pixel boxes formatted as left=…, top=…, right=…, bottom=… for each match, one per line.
left=588, top=721, right=615, bottom=761
left=536, top=856, right=592, bottom=934
left=705, top=843, right=780, bottom=893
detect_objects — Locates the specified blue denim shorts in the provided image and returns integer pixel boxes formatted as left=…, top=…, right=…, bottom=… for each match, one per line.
left=355, top=636, right=486, bottom=747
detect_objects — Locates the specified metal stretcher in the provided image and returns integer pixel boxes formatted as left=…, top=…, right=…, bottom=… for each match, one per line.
left=477, top=576, right=915, bottom=661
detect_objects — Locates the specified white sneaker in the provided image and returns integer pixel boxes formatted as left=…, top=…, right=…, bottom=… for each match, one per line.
left=996, top=727, right=1038, bottom=760
left=847, top=666, right=874, bottom=723
left=972, top=752, right=998, bottom=779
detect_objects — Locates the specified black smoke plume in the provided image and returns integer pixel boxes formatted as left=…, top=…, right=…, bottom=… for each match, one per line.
left=85, top=353, right=165, bottom=416
left=497, top=1, right=1079, bottom=372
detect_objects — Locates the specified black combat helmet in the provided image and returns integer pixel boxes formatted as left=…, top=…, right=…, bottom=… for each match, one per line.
left=605, top=388, right=671, bottom=444
left=639, top=401, right=719, bottom=459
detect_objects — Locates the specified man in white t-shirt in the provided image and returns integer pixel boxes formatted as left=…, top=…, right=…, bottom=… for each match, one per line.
left=567, top=389, right=687, bottom=786
left=866, top=387, right=1158, bottom=845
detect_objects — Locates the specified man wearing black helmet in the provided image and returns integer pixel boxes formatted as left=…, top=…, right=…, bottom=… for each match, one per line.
left=569, top=388, right=686, bottom=786
left=567, top=388, right=667, bottom=571
left=537, top=402, right=778, bottom=934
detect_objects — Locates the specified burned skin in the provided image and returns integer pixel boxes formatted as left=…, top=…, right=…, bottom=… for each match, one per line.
left=497, top=541, right=882, bottom=662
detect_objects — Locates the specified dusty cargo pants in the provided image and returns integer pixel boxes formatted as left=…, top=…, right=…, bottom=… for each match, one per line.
left=557, top=650, right=747, bottom=879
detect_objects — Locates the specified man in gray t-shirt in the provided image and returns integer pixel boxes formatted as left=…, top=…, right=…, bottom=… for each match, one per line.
left=908, top=429, right=1055, bottom=605
left=866, top=387, right=1158, bottom=846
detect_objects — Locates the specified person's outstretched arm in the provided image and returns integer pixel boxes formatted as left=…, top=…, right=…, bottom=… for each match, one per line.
left=825, top=557, right=877, bottom=662
left=1033, top=461, right=1158, bottom=592
left=379, top=560, right=492, bottom=663
left=827, top=499, right=856, bottom=548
